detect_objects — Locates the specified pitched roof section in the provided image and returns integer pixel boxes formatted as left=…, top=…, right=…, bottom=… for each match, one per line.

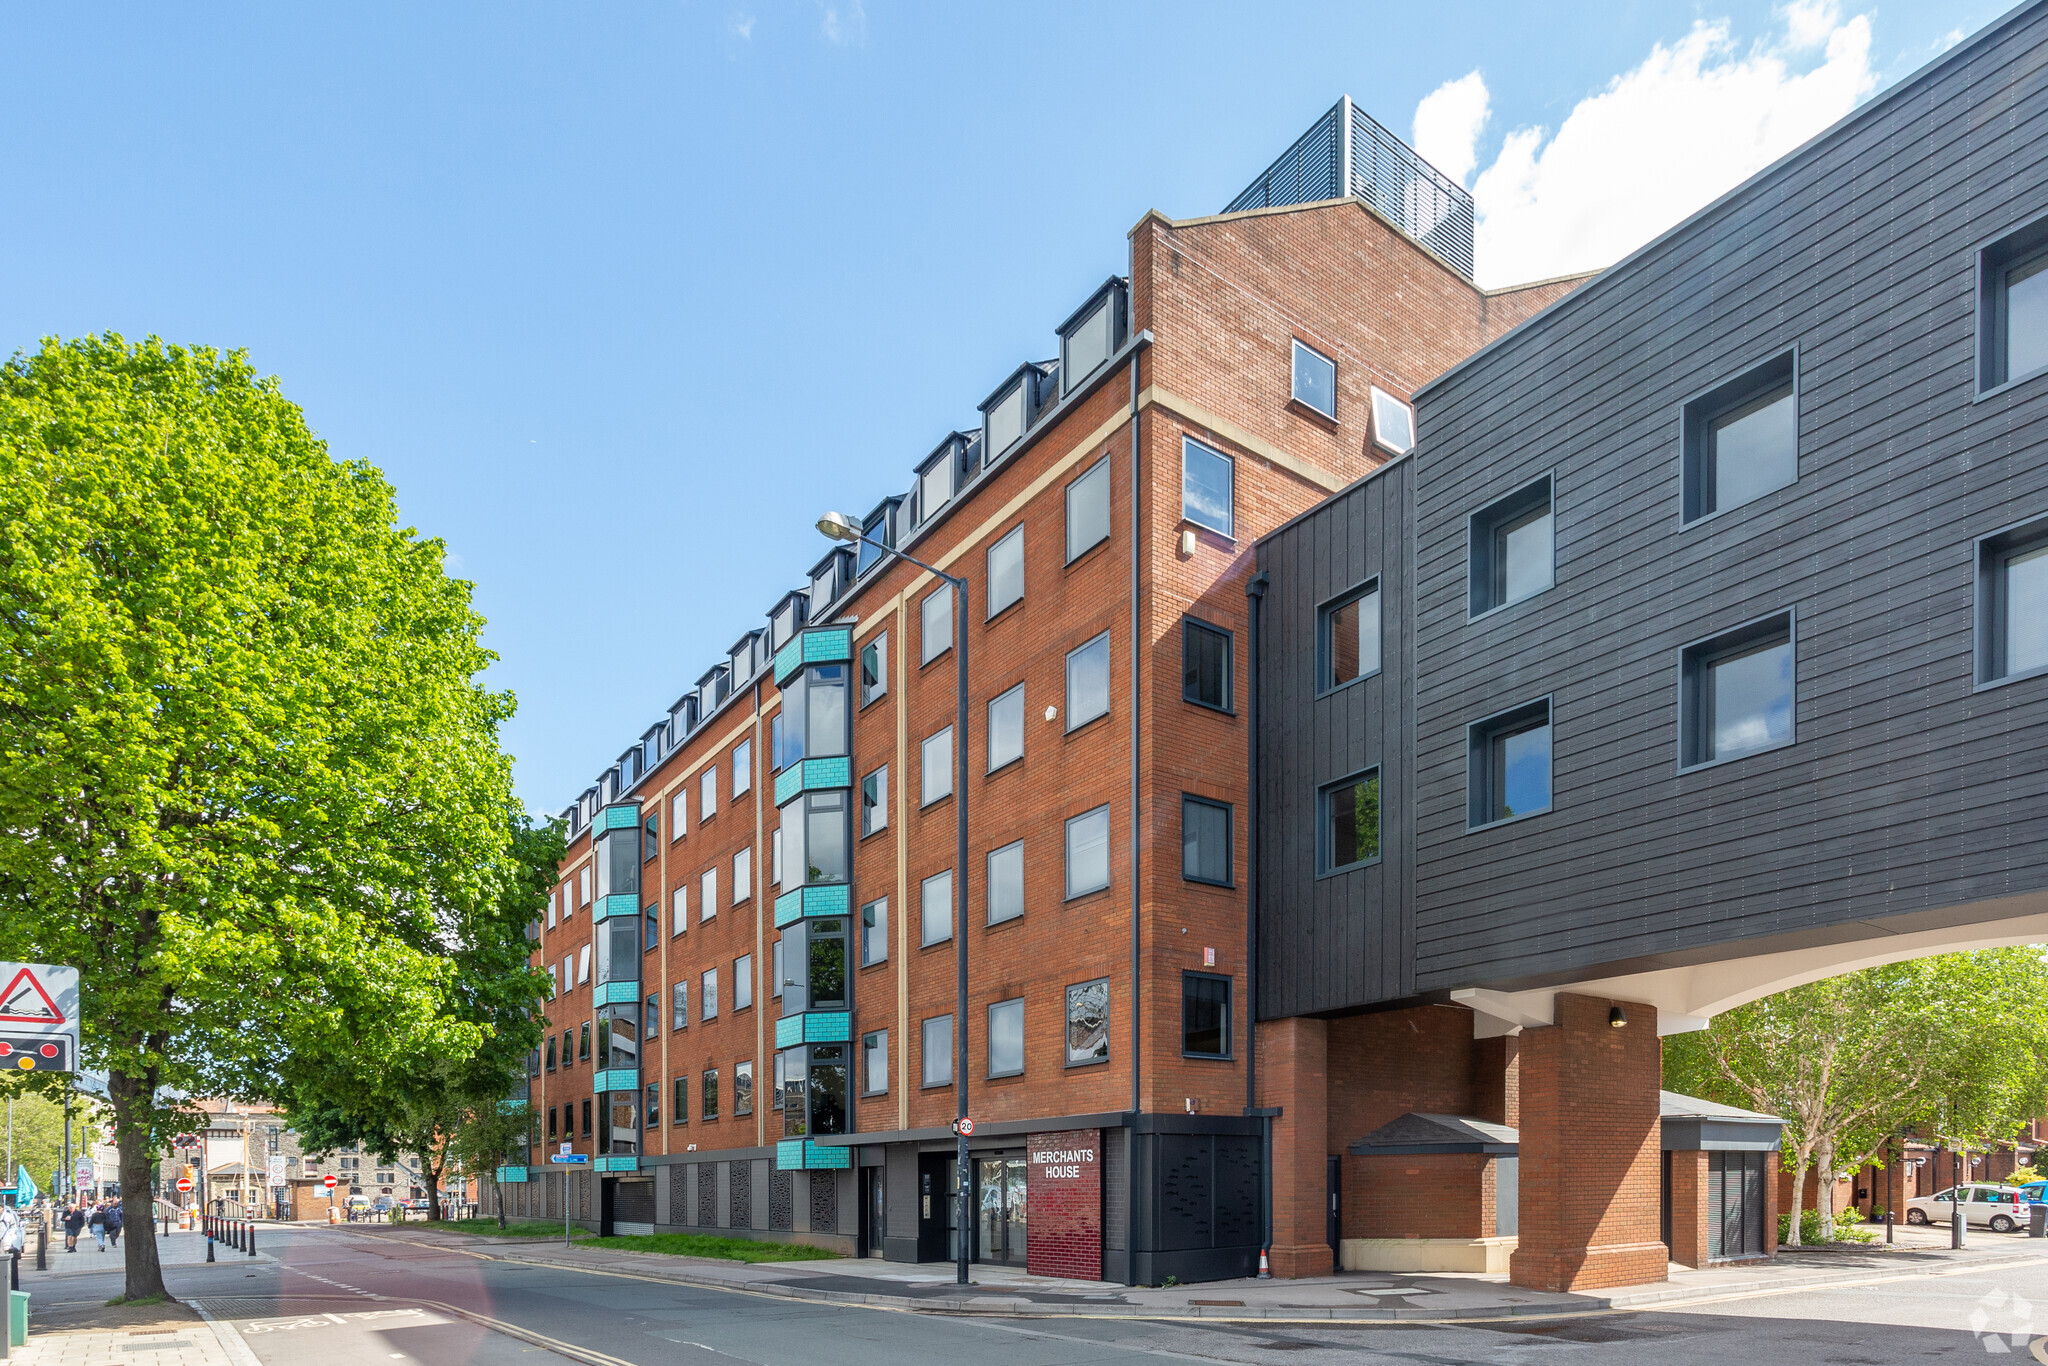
left=1349, top=1112, right=1520, bottom=1155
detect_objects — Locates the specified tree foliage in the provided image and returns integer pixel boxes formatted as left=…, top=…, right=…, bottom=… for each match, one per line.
left=0, top=335, right=529, bottom=1296
left=1665, top=948, right=2048, bottom=1243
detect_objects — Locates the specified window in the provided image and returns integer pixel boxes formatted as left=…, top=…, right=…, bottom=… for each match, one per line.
left=548, top=1106, right=557, bottom=1138
left=547, top=964, right=558, bottom=998
left=1182, top=972, right=1231, bottom=1058
left=1317, top=769, right=1381, bottom=874
left=734, top=954, right=753, bottom=1011
left=581, top=1099, right=592, bottom=1137
left=987, top=684, right=1024, bottom=771
left=578, top=1022, right=591, bottom=1061
left=1066, top=633, right=1110, bottom=731
left=921, top=1015, right=953, bottom=1087
left=921, top=726, right=953, bottom=806
left=863, top=1029, right=888, bottom=1095
left=700, top=868, right=717, bottom=922
left=1468, top=477, right=1554, bottom=617
left=547, top=894, right=557, bottom=930
left=772, top=938, right=785, bottom=998
left=1980, top=218, right=2048, bottom=391
left=772, top=1050, right=786, bottom=1109
left=1182, top=618, right=1231, bottom=711
left=920, top=454, right=954, bottom=522
left=1066, top=457, right=1111, bottom=563
left=921, top=586, right=953, bottom=665
left=577, top=945, right=590, bottom=984
left=921, top=869, right=954, bottom=947
left=1065, top=979, right=1110, bottom=1066
left=789, top=790, right=848, bottom=884
left=860, top=765, right=888, bottom=836
left=858, top=507, right=894, bottom=576
left=772, top=825, right=784, bottom=882
left=671, top=792, right=687, bottom=840
left=545, top=1036, right=557, bottom=1072
left=644, top=812, right=658, bottom=857
left=578, top=867, right=590, bottom=907
left=733, top=739, right=752, bottom=797
left=701, top=968, right=718, bottom=1020
left=561, top=1028, right=572, bottom=1064
left=987, top=526, right=1025, bottom=617
left=1681, top=613, right=1795, bottom=769
left=1181, top=437, right=1235, bottom=538
left=1182, top=797, right=1232, bottom=886
left=671, top=886, right=687, bottom=936
left=644, top=905, right=658, bottom=952
left=733, top=847, right=751, bottom=903
left=671, top=1076, right=688, bottom=1125
left=1369, top=386, right=1415, bottom=454
left=1319, top=582, right=1381, bottom=692
left=700, top=768, right=717, bottom=820
left=735, top=1060, right=754, bottom=1116
left=861, top=634, right=887, bottom=705
left=860, top=897, right=888, bottom=966
left=1682, top=351, right=1797, bottom=523
left=986, top=383, right=1026, bottom=455
left=702, top=1070, right=719, bottom=1121
left=1063, top=292, right=1115, bottom=390
left=1065, top=804, right=1111, bottom=899
left=988, top=998, right=1024, bottom=1077
left=645, top=1081, right=660, bottom=1129
left=1978, top=517, right=2048, bottom=686
left=1468, top=700, right=1553, bottom=828
left=987, top=840, right=1024, bottom=925
left=1291, top=339, right=1336, bottom=418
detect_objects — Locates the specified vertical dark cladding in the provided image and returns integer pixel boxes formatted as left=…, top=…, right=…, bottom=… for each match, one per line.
left=1256, top=4, right=2048, bottom=1016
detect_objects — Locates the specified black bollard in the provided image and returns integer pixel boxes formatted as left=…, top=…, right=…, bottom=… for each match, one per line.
left=10, top=1249, right=17, bottom=1290
left=34, top=1223, right=45, bottom=1272
left=247, top=1221, right=255, bottom=1257
left=205, top=1234, right=215, bottom=1263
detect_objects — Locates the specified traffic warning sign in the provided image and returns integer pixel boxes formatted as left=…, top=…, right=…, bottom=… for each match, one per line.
left=0, top=964, right=75, bottom=1030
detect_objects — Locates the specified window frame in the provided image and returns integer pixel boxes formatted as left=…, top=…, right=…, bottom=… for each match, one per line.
left=920, top=585, right=954, bottom=666
left=1976, top=214, right=2048, bottom=397
left=1316, top=579, right=1382, bottom=697
left=1065, top=455, right=1112, bottom=564
left=1677, top=609, right=1798, bottom=773
left=987, top=997, right=1025, bottom=1079
left=1467, top=474, right=1556, bottom=621
left=671, top=981, right=688, bottom=1031
left=1976, top=513, right=2048, bottom=690
left=1465, top=697, right=1555, bottom=831
left=732, top=846, right=751, bottom=904
left=1181, top=794, right=1234, bottom=888
left=1315, top=767, right=1383, bottom=877
left=1678, top=349, right=1799, bottom=528
left=1290, top=338, right=1337, bottom=419
left=1064, top=978, right=1111, bottom=1068
left=734, top=1059, right=754, bottom=1116
left=1064, top=804, right=1112, bottom=901
left=920, top=725, right=954, bottom=807
left=1065, top=632, right=1111, bottom=733
left=986, top=524, right=1025, bottom=620
left=987, top=682, right=1025, bottom=772
left=1369, top=385, right=1415, bottom=455
left=1181, top=616, right=1234, bottom=714
left=860, top=633, right=888, bottom=707
left=920, top=869, right=953, bottom=948
left=732, top=738, right=752, bottom=797
left=1180, top=970, right=1233, bottom=1060
left=921, top=1014, right=954, bottom=1088
left=671, top=1075, right=687, bottom=1125
left=986, top=838, right=1025, bottom=925
left=699, top=767, right=717, bottom=821
left=700, top=867, right=717, bottom=923
left=670, top=792, right=687, bottom=841
left=734, top=953, right=753, bottom=1012
left=862, top=1028, right=889, bottom=1095
left=859, top=764, right=888, bottom=837
left=859, top=895, right=888, bottom=967
left=701, top=967, right=718, bottom=1021
left=671, top=885, right=687, bottom=936
left=1180, top=436, right=1236, bottom=540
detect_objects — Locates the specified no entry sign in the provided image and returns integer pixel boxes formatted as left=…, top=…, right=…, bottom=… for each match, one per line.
left=322, top=1174, right=338, bottom=1190
left=175, top=1177, right=194, bottom=1194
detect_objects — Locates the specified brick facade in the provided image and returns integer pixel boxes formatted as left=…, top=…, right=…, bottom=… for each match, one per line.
left=1025, top=1128, right=1102, bottom=1280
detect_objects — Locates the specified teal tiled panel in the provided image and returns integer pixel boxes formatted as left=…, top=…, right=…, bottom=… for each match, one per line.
left=595, top=894, right=640, bottom=923
left=775, top=1010, right=851, bottom=1048
left=775, top=754, right=853, bottom=805
left=495, top=1166, right=529, bottom=1183
left=594, top=1155, right=640, bottom=1173
left=774, top=1014, right=802, bottom=1048
left=773, top=764, right=802, bottom=806
left=773, top=887, right=805, bottom=927
left=600, top=804, right=640, bottom=832
left=592, top=1067, right=640, bottom=1093
left=775, top=1139, right=807, bottom=1170
left=773, top=638, right=803, bottom=686
left=803, top=628, right=854, bottom=666
left=805, top=1142, right=852, bottom=1169
left=597, top=980, right=641, bottom=1005
left=772, top=882, right=851, bottom=928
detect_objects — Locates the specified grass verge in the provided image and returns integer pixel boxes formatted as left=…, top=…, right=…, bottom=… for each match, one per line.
left=103, top=1294, right=172, bottom=1307
left=416, top=1219, right=597, bottom=1239
left=594, top=1232, right=841, bottom=1263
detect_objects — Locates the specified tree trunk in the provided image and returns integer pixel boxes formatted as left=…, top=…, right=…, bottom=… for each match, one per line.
left=494, top=1177, right=506, bottom=1230
left=1814, top=1137, right=1838, bottom=1242
left=1783, top=1151, right=1812, bottom=1247
left=107, top=1069, right=167, bottom=1302
left=423, top=1169, right=441, bottom=1223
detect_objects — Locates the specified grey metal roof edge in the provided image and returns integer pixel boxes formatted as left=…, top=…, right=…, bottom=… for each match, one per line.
left=1349, top=1139, right=1517, bottom=1156
left=811, top=1109, right=1134, bottom=1147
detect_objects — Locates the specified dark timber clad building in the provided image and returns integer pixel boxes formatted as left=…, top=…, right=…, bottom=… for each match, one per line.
left=1254, top=3, right=2048, bottom=1290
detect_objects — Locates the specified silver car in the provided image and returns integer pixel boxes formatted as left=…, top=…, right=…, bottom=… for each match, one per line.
left=1905, top=1183, right=2028, bottom=1232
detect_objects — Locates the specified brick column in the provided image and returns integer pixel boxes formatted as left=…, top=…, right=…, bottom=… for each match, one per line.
left=1508, top=993, right=1667, bottom=1293
left=1665, top=1150, right=1709, bottom=1268
left=1258, top=1016, right=1329, bottom=1278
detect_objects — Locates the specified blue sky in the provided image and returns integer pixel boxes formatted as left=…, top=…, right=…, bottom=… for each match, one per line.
left=1, top=1, right=1991, bottom=814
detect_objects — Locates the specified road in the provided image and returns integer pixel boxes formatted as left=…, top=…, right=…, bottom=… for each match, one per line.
left=23, top=1226, right=2048, bottom=1364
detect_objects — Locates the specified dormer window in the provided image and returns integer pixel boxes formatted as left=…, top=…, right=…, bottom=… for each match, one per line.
left=986, top=381, right=1026, bottom=455
left=770, top=592, right=808, bottom=651
left=730, top=635, right=756, bottom=684
left=670, top=695, right=697, bottom=741
left=1059, top=279, right=1129, bottom=394
left=858, top=501, right=899, bottom=576
left=917, top=436, right=969, bottom=525
left=810, top=548, right=852, bottom=609
left=979, top=364, right=1052, bottom=464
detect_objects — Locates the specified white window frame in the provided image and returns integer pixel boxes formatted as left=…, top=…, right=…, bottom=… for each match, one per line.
left=734, top=953, right=753, bottom=1012
left=921, top=586, right=954, bottom=665
left=671, top=791, right=687, bottom=840
left=733, top=739, right=752, bottom=797
left=671, top=885, right=687, bottom=936
left=576, top=945, right=591, bottom=985
left=921, top=726, right=953, bottom=806
left=700, top=867, right=718, bottom=923
left=1180, top=436, right=1235, bottom=539
left=700, top=768, right=717, bottom=820
left=1370, top=385, right=1415, bottom=454
left=732, top=847, right=751, bottom=904
left=920, top=869, right=953, bottom=948
left=701, top=968, right=718, bottom=1021
left=987, top=525, right=1025, bottom=618
left=1291, top=339, right=1337, bottom=419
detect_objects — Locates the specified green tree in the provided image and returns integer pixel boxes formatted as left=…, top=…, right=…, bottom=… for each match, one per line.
left=1665, top=948, right=2048, bottom=1244
left=447, top=1098, right=537, bottom=1229
left=0, top=1087, right=109, bottom=1200
left=0, top=335, right=525, bottom=1299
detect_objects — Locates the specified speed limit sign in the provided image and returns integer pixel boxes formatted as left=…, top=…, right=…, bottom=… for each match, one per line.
left=175, top=1177, right=193, bottom=1194
left=953, top=1117, right=975, bottom=1137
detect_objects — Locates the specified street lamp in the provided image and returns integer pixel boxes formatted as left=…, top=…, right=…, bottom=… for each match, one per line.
left=817, top=511, right=974, bottom=1287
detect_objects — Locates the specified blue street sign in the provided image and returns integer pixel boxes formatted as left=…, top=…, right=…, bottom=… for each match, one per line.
left=548, top=1154, right=589, bottom=1165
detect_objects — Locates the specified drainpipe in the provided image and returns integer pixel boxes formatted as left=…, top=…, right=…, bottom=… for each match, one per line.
left=1127, top=321, right=1144, bottom=1288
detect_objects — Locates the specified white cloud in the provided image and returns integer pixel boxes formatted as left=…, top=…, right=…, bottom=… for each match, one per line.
left=727, top=12, right=755, bottom=40
left=1415, top=7, right=1875, bottom=287
left=1935, top=26, right=1967, bottom=52
left=819, top=0, right=865, bottom=46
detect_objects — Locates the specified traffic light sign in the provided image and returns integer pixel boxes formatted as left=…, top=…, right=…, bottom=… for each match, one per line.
left=0, top=1036, right=68, bottom=1072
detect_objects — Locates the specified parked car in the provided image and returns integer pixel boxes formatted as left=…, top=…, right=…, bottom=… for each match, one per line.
left=2019, top=1181, right=2048, bottom=1208
left=1905, top=1184, right=2029, bottom=1232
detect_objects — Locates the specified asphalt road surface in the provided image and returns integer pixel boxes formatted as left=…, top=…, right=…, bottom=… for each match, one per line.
left=27, top=1226, right=2048, bottom=1365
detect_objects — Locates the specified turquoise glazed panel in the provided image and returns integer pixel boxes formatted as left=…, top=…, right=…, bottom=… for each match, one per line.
left=773, top=884, right=851, bottom=928
left=594, top=1156, right=639, bottom=1173
left=595, top=894, right=639, bottom=923
left=774, top=764, right=803, bottom=806
left=775, top=1139, right=807, bottom=1170
left=600, top=804, right=640, bottom=832
left=495, top=1166, right=529, bottom=1183
left=773, top=638, right=803, bottom=686
left=775, top=1011, right=851, bottom=1047
left=804, top=628, right=854, bottom=666
left=774, top=1014, right=802, bottom=1048
left=592, top=1067, right=639, bottom=1093
left=804, top=756, right=851, bottom=790
left=597, top=980, right=640, bottom=1005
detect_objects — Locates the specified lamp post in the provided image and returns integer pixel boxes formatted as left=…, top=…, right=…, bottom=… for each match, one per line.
left=817, top=511, right=973, bottom=1287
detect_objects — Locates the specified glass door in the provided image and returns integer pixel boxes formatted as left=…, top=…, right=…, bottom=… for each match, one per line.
left=973, top=1156, right=1028, bottom=1266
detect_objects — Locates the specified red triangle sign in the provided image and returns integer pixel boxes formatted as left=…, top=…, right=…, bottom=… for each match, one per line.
left=0, top=968, right=64, bottom=1026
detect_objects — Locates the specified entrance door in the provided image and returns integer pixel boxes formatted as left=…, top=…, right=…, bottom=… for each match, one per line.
left=975, top=1157, right=1028, bottom=1266
left=861, top=1167, right=885, bottom=1257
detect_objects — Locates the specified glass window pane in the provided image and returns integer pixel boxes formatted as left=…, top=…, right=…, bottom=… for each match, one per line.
left=988, top=527, right=1024, bottom=616
left=860, top=765, right=888, bottom=837
left=1183, top=621, right=1229, bottom=709
left=861, top=897, right=888, bottom=966
left=989, top=999, right=1024, bottom=1076
left=923, top=1015, right=953, bottom=1086
left=922, top=587, right=953, bottom=664
left=1499, top=505, right=1554, bottom=604
left=773, top=938, right=785, bottom=999
left=1496, top=722, right=1552, bottom=819
left=2007, top=542, right=2048, bottom=676
left=921, top=461, right=952, bottom=521
left=733, top=739, right=752, bottom=796
left=807, top=664, right=847, bottom=758
left=921, top=870, right=953, bottom=947
left=1321, top=772, right=1381, bottom=872
left=1707, top=389, right=1796, bottom=514
left=672, top=982, right=687, bottom=1031
left=987, top=385, right=1025, bottom=453
left=1707, top=639, right=1793, bottom=760
left=702, top=969, right=717, bottom=1019
left=733, top=847, right=751, bottom=902
left=2009, top=255, right=2048, bottom=380
left=701, top=868, right=716, bottom=920
left=1066, top=301, right=1111, bottom=386
left=1066, top=805, right=1111, bottom=898
left=988, top=841, right=1024, bottom=924
left=1065, top=979, right=1110, bottom=1065
left=1066, top=634, right=1110, bottom=729
left=734, top=953, right=752, bottom=1011
left=1323, top=588, right=1380, bottom=689
left=1067, top=460, right=1111, bottom=562
left=1292, top=341, right=1335, bottom=417
left=921, top=726, right=953, bottom=805
left=805, top=791, right=847, bottom=883
left=702, top=1070, right=718, bottom=1119
left=1181, top=438, right=1234, bottom=537
left=1370, top=387, right=1415, bottom=454
left=863, top=1030, right=888, bottom=1094
left=1183, top=799, right=1230, bottom=885
left=861, top=636, right=886, bottom=704
left=988, top=685, right=1024, bottom=770
left=1182, top=975, right=1229, bottom=1056
left=807, top=917, right=846, bottom=1008
left=735, top=1061, right=754, bottom=1116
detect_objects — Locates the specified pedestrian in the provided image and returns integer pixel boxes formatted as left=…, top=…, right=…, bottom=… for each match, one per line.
left=105, top=1198, right=123, bottom=1248
left=88, top=1200, right=107, bottom=1251
left=61, top=1202, right=84, bottom=1253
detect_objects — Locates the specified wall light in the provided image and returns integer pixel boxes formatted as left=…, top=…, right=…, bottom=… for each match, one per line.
left=1609, top=1005, right=1628, bottom=1029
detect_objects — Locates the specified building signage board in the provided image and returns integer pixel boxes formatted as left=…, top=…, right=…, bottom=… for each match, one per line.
left=267, top=1156, right=287, bottom=1187
left=1025, top=1129, right=1103, bottom=1281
